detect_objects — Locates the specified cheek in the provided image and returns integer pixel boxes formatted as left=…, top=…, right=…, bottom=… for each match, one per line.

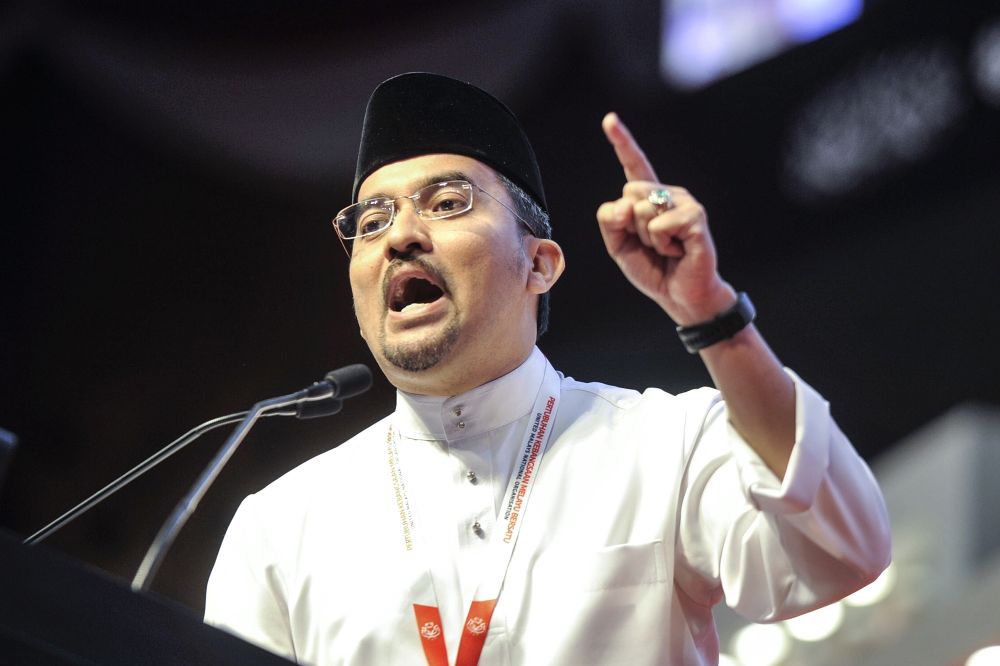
left=349, top=267, right=380, bottom=323
left=462, top=242, right=528, bottom=305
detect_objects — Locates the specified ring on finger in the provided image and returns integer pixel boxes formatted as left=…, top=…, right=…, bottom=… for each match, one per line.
left=648, top=187, right=675, bottom=212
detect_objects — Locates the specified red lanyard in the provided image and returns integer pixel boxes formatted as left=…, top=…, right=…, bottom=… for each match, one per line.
left=412, top=600, right=498, bottom=666
left=386, top=362, right=561, bottom=666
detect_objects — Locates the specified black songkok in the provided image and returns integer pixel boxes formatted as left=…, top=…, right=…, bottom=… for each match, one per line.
left=352, top=72, right=547, bottom=213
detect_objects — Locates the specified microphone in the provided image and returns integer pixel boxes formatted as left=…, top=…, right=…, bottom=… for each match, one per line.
left=322, top=364, right=374, bottom=400
left=23, top=394, right=344, bottom=546
left=297, top=363, right=374, bottom=403
left=23, top=366, right=372, bottom=549
left=130, top=364, right=372, bottom=591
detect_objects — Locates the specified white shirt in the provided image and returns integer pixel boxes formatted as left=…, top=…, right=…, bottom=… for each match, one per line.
left=205, top=348, right=890, bottom=665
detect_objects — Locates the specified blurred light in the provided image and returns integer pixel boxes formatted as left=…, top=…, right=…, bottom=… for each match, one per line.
left=776, top=0, right=862, bottom=42
left=971, top=17, right=1000, bottom=106
left=967, top=646, right=1000, bottom=666
left=783, top=601, right=845, bottom=642
left=845, top=563, right=896, bottom=607
left=718, top=653, right=741, bottom=666
left=732, top=623, right=791, bottom=666
left=661, top=0, right=863, bottom=89
left=783, top=43, right=966, bottom=201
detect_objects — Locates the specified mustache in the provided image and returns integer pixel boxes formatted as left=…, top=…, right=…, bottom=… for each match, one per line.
left=381, top=255, right=450, bottom=304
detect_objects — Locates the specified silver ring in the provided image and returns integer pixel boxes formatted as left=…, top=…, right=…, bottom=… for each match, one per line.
left=648, top=188, right=674, bottom=211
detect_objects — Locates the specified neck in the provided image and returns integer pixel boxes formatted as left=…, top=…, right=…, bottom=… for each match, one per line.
left=383, top=345, right=534, bottom=397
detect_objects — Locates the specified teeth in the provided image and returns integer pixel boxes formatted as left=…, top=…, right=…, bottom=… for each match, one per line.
left=401, top=302, right=424, bottom=313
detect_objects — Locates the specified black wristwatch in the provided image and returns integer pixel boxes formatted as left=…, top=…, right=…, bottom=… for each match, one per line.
left=676, top=292, right=756, bottom=354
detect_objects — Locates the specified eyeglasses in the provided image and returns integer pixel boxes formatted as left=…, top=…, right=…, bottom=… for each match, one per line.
left=332, top=179, right=535, bottom=250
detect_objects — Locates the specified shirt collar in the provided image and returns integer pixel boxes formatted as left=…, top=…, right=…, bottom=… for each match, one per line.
left=394, top=347, right=547, bottom=441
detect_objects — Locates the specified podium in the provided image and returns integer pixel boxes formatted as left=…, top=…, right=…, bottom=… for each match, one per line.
left=0, top=530, right=296, bottom=666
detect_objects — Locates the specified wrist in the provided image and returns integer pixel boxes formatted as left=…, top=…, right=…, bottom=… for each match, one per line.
left=676, top=291, right=756, bottom=354
left=664, top=281, right=738, bottom=327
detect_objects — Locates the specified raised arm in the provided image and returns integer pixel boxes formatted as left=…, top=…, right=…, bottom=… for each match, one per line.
left=596, top=112, right=795, bottom=478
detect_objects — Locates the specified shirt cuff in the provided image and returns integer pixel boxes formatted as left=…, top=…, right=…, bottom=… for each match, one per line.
left=731, top=368, right=832, bottom=515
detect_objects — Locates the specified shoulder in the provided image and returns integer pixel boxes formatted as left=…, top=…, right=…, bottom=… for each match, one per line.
left=558, top=372, right=721, bottom=415
left=552, top=372, right=727, bottom=451
left=218, top=414, right=399, bottom=570
left=250, top=414, right=393, bottom=509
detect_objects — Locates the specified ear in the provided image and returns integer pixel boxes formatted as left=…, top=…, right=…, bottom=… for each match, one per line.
left=526, top=238, right=565, bottom=295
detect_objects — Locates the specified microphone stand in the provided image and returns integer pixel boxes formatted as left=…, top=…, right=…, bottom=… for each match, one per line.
left=131, top=391, right=332, bottom=592
left=24, top=399, right=340, bottom=546
left=131, top=363, right=371, bottom=592
left=25, top=411, right=250, bottom=545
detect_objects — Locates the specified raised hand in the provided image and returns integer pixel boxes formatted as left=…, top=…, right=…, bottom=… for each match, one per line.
left=596, top=112, right=736, bottom=326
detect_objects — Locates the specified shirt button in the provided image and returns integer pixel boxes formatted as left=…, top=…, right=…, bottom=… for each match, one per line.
left=457, top=421, right=466, bottom=429
left=466, top=470, right=478, bottom=484
left=453, top=407, right=463, bottom=417
left=472, top=521, right=484, bottom=536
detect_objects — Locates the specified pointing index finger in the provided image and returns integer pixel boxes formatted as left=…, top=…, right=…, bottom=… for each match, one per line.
left=602, top=112, right=659, bottom=183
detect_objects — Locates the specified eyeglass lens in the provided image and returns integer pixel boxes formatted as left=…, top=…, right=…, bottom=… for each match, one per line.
left=335, top=181, right=474, bottom=240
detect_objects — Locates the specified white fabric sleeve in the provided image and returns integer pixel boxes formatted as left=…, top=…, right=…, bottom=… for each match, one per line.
left=205, top=493, right=298, bottom=662
left=674, top=369, right=891, bottom=622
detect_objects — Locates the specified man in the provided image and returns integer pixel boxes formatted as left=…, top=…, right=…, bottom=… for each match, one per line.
left=205, top=72, right=891, bottom=666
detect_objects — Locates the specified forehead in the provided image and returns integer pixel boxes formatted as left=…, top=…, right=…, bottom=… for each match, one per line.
left=356, top=154, right=502, bottom=200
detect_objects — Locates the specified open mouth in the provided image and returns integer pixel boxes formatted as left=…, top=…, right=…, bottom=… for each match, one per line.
left=389, top=276, right=445, bottom=313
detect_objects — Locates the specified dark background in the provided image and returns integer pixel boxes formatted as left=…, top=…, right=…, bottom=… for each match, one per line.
left=2, top=0, right=999, bottom=614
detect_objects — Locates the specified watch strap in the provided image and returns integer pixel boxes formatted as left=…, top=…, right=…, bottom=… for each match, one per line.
left=676, top=292, right=756, bottom=353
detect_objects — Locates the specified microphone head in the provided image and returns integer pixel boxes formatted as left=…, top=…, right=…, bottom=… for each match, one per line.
left=325, top=364, right=373, bottom=399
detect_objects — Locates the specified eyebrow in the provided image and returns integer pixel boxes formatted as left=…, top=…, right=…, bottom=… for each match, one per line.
left=361, top=170, right=477, bottom=201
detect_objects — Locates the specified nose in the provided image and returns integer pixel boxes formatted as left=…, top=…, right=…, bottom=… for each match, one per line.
left=383, top=200, right=432, bottom=259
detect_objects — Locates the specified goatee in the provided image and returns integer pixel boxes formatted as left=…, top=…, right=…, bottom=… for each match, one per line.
left=379, top=317, right=461, bottom=372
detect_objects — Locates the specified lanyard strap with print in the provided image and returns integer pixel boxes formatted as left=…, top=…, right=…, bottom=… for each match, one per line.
left=385, top=362, right=561, bottom=666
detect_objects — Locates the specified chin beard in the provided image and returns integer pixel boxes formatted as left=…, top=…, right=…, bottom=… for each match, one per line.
left=379, top=317, right=461, bottom=372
